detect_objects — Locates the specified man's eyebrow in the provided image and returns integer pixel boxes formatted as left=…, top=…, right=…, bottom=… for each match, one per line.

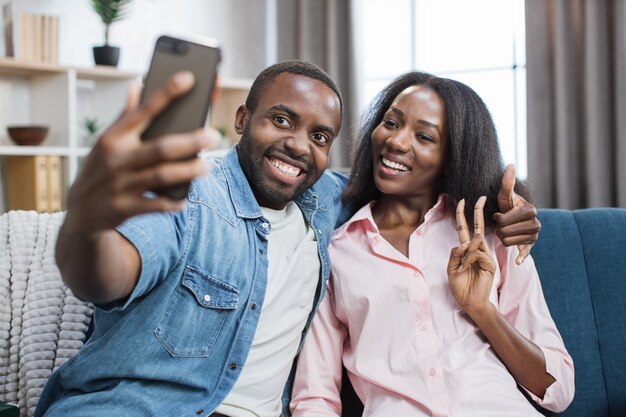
left=269, top=104, right=298, bottom=119
left=315, top=124, right=337, bottom=138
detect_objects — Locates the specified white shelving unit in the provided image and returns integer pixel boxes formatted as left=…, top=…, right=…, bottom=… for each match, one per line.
left=0, top=57, right=251, bottom=212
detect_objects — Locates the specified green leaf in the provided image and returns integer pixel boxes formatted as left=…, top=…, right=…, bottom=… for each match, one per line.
left=90, top=0, right=132, bottom=25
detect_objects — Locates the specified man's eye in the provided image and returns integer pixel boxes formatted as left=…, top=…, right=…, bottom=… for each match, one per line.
left=274, top=116, right=290, bottom=126
left=313, top=133, right=328, bottom=144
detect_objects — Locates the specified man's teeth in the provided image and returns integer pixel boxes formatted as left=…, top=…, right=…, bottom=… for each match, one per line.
left=270, top=159, right=301, bottom=177
left=381, top=157, right=409, bottom=172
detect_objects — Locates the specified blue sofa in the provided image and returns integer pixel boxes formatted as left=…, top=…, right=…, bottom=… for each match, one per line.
left=531, top=208, right=626, bottom=416
left=4, top=209, right=624, bottom=416
left=340, top=208, right=626, bottom=417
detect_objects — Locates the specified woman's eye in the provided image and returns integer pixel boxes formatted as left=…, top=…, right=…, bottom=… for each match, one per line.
left=383, top=118, right=398, bottom=128
left=417, top=133, right=434, bottom=142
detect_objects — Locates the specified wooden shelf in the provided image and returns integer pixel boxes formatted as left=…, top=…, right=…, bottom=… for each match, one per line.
left=0, top=58, right=250, bottom=213
left=0, top=57, right=140, bottom=81
left=0, top=57, right=66, bottom=77
left=76, top=66, right=140, bottom=81
left=0, top=58, right=243, bottom=85
left=0, top=145, right=72, bottom=156
left=76, top=147, right=91, bottom=157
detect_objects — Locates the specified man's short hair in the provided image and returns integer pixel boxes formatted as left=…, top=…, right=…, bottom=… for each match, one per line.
left=245, top=60, right=343, bottom=121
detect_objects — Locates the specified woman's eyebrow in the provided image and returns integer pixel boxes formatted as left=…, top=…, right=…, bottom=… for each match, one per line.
left=417, top=119, right=442, bottom=135
left=390, top=107, right=404, bottom=117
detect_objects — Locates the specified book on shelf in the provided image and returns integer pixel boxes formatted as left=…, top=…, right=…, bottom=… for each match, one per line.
left=2, top=2, right=13, bottom=57
left=19, top=10, right=31, bottom=61
left=42, top=14, right=50, bottom=63
left=1, top=4, right=59, bottom=64
left=4, top=155, right=63, bottom=212
left=46, top=155, right=62, bottom=212
left=49, top=14, right=58, bottom=64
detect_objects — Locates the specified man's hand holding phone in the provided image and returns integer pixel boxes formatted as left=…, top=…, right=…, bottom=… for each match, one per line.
left=65, top=71, right=219, bottom=235
left=56, top=36, right=222, bottom=305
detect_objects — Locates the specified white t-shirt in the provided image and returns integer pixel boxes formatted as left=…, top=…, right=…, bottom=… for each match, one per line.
left=215, top=201, right=320, bottom=417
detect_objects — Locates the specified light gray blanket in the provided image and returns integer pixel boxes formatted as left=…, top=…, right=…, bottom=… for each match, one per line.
left=0, top=211, right=93, bottom=417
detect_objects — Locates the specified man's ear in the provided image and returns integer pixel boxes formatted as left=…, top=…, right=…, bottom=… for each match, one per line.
left=234, top=105, right=249, bottom=135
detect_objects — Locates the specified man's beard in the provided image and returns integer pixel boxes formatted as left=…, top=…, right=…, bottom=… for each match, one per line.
left=237, top=126, right=317, bottom=209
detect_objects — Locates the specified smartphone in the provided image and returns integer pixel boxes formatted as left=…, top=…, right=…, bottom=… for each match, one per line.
left=140, top=34, right=222, bottom=199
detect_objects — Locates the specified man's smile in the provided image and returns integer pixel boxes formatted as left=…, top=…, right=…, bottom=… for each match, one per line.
left=264, top=155, right=308, bottom=187
left=269, top=157, right=302, bottom=177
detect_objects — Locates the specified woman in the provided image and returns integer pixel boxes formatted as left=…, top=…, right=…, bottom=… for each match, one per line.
left=290, top=72, right=574, bottom=416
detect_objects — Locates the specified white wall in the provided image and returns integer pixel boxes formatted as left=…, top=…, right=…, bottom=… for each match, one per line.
left=2, top=0, right=267, bottom=79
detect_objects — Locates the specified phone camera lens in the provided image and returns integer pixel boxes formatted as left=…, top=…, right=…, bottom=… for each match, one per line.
left=174, top=41, right=189, bottom=54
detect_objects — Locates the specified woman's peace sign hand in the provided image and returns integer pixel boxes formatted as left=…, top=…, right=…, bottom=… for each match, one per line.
left=447, top=196, right=496, bottom=318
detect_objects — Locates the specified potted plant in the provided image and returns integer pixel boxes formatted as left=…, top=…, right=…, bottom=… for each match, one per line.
left=90, top=0, right=131, bottom=66
left=81, top=116, right=103, bottom=145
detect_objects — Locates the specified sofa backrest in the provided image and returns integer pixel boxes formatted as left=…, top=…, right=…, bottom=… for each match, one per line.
left=532, top=208, right=626, bottom=417
left=3, top=208, right=625, bottom=416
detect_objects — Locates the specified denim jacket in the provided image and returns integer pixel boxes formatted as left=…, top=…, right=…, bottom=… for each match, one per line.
left=35, top=148, right=350, bottom=417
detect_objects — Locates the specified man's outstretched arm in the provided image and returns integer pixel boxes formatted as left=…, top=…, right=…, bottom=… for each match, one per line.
left=56, top=72, right=216, bottom=304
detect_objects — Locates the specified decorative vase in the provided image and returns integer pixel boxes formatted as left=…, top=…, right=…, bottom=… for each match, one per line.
left=93, top=45, right=120, bottom=67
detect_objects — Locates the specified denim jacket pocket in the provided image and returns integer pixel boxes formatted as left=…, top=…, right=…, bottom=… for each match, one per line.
left=155, top=266, right=239, bottom=357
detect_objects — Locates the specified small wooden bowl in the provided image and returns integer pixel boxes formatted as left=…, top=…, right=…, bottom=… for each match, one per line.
left=7, top=125, right=50, bottom=146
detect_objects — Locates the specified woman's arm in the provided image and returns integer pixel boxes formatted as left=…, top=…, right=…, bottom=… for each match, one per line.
left=291, top=284, right=347, bottom=417
left=448, top=198, right=574, bottom=411
left=492, top=237, right=575, bottom=411
left=465, top=302, right=556, bottom=398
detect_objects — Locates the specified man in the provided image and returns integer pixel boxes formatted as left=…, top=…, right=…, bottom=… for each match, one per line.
left=35, top=61, right=539, bottom=417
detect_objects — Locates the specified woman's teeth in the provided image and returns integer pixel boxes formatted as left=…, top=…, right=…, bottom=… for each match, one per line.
left=381, top=156, right=409, bottom=172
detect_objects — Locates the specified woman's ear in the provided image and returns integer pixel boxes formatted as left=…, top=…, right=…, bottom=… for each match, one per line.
left=234, top=105, right=249, bottom=135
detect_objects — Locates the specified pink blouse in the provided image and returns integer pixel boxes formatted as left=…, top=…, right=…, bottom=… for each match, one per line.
left=291, top=198, right=574, bottom=417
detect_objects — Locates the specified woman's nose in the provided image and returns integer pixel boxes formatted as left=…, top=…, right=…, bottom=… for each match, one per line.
left=386, top=130, right=411, bottom=152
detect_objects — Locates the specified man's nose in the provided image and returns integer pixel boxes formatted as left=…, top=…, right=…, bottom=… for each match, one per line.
left=284, top=131, right=310, bottom=157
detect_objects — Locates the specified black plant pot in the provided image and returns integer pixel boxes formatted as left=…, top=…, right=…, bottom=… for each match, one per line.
left=93, top=45, right=120, bottom=67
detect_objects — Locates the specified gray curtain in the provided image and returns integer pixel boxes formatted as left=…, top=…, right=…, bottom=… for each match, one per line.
left=276, top=0, right=357, bottom=169
left=526, top=0, right=626, bottom=208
